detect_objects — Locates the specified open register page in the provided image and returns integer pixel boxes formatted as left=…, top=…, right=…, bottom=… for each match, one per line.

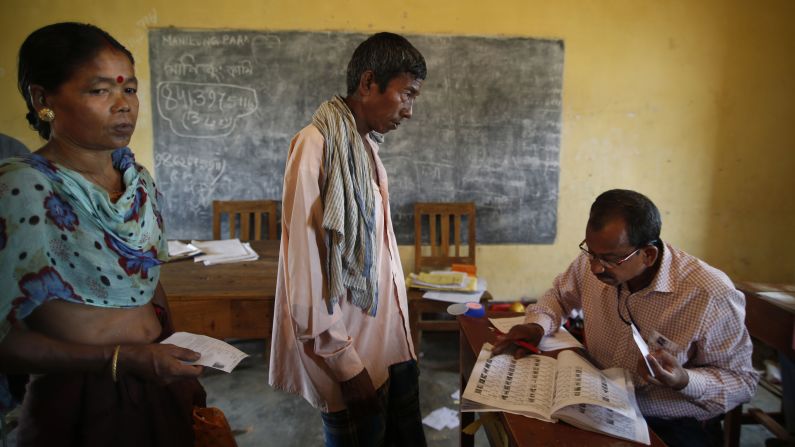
left=461, top=344, right=649, bottom=444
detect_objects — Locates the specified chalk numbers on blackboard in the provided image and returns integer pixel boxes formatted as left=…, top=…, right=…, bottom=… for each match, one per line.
left=156, top=81, right=258, bottom=138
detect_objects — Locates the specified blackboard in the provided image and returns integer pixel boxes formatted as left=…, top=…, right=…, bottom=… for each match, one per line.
left=149, top=29, right=563, bottom=243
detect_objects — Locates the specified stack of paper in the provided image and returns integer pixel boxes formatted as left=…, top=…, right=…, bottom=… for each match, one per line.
left=422, top=278, right=488, bottom=304
left=190, top=239, right=259, bottom=266
left=414, top=271, right=468, bottom=288
left=407, top=271, right=478, bottom=292
left=167, top=240, right=202, bottom=260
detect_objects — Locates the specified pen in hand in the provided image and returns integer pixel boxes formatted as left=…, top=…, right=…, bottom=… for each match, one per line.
left=492, top=327, right=542, bottom=354
left=512, top=339, right=541, bottom=354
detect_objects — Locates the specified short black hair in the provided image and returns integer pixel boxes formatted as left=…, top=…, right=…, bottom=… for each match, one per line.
left=18, top=22, right=134, bottom=139
left=346, top=32, right=427, bottom=96
left=588, top=189, right=662, bottom=248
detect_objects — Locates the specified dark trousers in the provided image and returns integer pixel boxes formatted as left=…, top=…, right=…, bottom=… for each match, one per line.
left=321, top=360, right=427, bottom=447
left=646, top=415, right=724, bottom=447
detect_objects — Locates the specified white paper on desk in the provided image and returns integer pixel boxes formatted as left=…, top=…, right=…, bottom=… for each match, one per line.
left=191, top=239, right=246, bottom=257
left=167, top=240, right=201, bottom=257
left=488, top=316, right=584, bottom=351
left=160, top=332, right=248, bottom=373
left=202, top=243, right=258, bottom=265
left=744, top=282, right=778, bottom=292
left=191, top=239, right=259, bottom=265
left=422, top=406, right=459, bottom=430
left=757, top=291, right=795, bottom=311
left=422, top=278, right=487, bottom=303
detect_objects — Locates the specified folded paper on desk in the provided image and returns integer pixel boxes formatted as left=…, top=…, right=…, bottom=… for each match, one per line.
left=489, top=316, right=584, bottom=351
left=167, top=240, right=202, bottom=260
left=462, top=344, right=649, bottom=445
left=190, top=239, right=259, bottom=265
left=161, top=332, right=248, bottom=373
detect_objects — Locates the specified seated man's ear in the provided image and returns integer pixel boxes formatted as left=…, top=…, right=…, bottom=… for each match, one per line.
left=641, top=245, right=659, bottom=267
left=357, top=70, right=376, bottom=96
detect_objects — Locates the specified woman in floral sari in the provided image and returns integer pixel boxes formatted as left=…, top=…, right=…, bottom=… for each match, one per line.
left=0, top=22, right=205, bottom=446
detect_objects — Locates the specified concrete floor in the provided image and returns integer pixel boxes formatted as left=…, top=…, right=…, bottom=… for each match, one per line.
left=201, top=332, right=488, bottom=447
left=3, top=332, right=785, bottom=446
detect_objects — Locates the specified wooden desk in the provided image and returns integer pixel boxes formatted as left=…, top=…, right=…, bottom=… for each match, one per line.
left=735, top=282, right=795, bottom=361
left=458, top=314, right=665, bottom=447
left=408, top=288, right=491, bottom=355
left=160, top=240, right=278, bottom=340
left=724, top=282, right=795, bottom=445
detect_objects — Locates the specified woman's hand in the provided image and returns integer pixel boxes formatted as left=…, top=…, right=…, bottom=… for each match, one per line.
left=119, top=343, right=204, bottom=384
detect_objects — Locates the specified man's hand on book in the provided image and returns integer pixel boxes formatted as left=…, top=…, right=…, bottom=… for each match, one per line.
left=492, top=323, right=544, bottom=359
left=640, top=348, right=689, bottom=390
left=340, top=367, right=383, bottom=419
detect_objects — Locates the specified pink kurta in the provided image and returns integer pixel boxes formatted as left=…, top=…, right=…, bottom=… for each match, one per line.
left=268, top=124, right=415, bottom=412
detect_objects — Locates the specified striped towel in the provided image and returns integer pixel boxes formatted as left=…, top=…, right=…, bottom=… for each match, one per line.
left=312, top=96, right=379, bottom=316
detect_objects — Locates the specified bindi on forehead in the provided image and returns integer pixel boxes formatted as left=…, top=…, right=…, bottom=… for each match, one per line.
left=116, top=75, right=124, bottom=84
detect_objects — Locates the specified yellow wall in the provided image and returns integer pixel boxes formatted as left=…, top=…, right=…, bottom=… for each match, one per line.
left=2, top=0, right=793, bottom=300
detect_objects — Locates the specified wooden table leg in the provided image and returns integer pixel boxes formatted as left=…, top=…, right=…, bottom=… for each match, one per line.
left=723, top=405, right=742, bottom=447
left=460, top=326, right=474, bottom=447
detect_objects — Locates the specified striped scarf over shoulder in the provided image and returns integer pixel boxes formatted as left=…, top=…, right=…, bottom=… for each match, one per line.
left=312, top=96, right=379, bottom=316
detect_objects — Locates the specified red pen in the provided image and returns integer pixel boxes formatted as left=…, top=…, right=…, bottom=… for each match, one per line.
left=492, top=326, right=542, bottom=354
left=513, top=339, right=542, bottom=354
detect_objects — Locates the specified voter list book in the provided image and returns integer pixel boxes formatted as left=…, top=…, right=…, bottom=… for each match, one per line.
left=462, top=344, right=650, bottom=445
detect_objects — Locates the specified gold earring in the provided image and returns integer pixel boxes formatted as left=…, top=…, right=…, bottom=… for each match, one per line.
left=38, top=108, right=55, bottom=122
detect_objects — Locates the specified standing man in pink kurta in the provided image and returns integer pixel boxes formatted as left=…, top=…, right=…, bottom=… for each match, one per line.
left=269, top=33, right=427, bottom=446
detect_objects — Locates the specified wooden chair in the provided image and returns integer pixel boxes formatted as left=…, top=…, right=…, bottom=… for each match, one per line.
left=414, top=202, right=476, bottom=272
left=212, top=200, right=279, bottom=241
left=409, top=202, right=487, bottom=355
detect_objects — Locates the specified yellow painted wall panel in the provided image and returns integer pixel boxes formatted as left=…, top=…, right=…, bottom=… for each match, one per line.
left=1, top=0, right=793, bottom=299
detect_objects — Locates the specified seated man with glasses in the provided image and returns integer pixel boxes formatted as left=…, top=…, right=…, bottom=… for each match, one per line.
left=493, top=189, right=758, bottom=447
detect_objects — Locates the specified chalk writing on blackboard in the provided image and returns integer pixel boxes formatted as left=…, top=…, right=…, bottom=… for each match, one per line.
left=156, top=81, right=257, bottom=138
left=149, top=29, right=564, bottom=243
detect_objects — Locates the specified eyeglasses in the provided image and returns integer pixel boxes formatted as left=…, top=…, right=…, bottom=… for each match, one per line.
left=578, top=240, right=644, bottom=269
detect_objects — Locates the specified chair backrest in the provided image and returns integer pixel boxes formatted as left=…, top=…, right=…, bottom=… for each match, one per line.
left=414, top=202, right=476, bottom=273
left=212, top=200, right=279, bottom=241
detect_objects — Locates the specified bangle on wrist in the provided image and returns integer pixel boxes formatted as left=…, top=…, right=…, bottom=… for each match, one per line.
left=111, top=345, right=121, bottom=382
